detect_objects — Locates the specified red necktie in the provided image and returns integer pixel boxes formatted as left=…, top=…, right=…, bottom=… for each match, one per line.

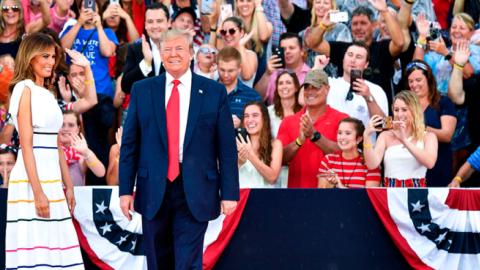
left=166, top=79, right=180, bottom=181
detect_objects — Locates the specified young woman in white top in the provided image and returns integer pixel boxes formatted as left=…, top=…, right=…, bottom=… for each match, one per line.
left=237, top=101, right=282, bottom=188
left=363, top=91, right=438, bottom=187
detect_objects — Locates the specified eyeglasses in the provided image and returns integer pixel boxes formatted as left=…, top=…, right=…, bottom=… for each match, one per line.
left=198, top=47, right=217, bottom=55
left=406, top=61, right=428, bottom=72
left=2, top=5, right=20, bottom=12
left=220, top=27, right=238, bottom=37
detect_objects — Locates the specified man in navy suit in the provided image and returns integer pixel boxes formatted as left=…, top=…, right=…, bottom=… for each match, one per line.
left=119, top=29, right=239, bottom=269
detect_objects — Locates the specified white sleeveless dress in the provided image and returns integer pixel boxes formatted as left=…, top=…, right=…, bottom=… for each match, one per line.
left=5, top=80, right=84, bottom=269
left=383, top=140, right=427, bottom=187
left=239, top=160, right=276, bottom=188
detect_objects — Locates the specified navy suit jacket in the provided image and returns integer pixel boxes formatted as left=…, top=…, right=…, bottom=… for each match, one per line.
left=119, top=72, right=239, bottom=221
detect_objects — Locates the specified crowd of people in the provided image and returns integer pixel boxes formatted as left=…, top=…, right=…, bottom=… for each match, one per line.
left=0, top=0, right=478, bottom=191
left=1, top=0, right=480, bottom=268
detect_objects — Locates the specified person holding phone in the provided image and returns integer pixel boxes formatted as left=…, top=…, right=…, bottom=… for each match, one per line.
left=237, top=101, right=283, bottom=188
left=363, top=91, right=438, bottom=187
left=60, top=0, right=118, bottom=185
left=325, top=41, right=388, bottom=130
left=21, top=0, right=73, bottom=33
left=318, top=117, right=381, bottom=188
left=101, top=0, right=139, bottom=44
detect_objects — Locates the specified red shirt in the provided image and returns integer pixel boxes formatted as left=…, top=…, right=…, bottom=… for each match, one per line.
left=319, top=152, right=381, bottom=188
left=277, top=106, right=348, bottom=188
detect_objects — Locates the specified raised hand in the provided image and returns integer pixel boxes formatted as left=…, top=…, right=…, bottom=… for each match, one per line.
left=65, top=48, right=90, bottom=67
left=415, top=13, right=430, bottom=38
left=58, top=76, right=72, bottom=102
left=71, top=133, right=90, bottom=156
left=141, top=35, right=153, bottom=66
left=365, top=115, right=383, bottom=136
left=453, top=40, right=470, bottom=66
left=239, top=30, right=254, bottom=48
left=391, top=120, right=408, bottom=142
left=428, top=36, right=448, bottom=56
left=368, top=0, right=388, bottom=12
left=266, top=54, right=283, bottom=75
left=352, top=78, right=371, bottom=98
left=312, top=55, right=330, bottom=70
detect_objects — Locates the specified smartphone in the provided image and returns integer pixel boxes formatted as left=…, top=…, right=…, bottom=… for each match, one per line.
left=349, top=69, right=363, bottom=92
left=329, top=11, right=348, bottom=23
left=272, top=47, right=285, bottom=69
left=219, top=4, right=233, bottom=23
left=201, top=0, right=214, bottom=15
left=375, top=116, right=393, bottom=130
left=236, top=128, right=249, bottom=142
left=84, top=0, right=96, bottom=11
left=110, top=0, right=120, bottom=5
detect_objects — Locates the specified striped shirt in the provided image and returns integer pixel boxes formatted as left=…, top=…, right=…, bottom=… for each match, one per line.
left=318, top=152, right=381, bottom=188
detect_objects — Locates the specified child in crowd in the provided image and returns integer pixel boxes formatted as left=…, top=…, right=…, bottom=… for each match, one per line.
left=0, top=144, right=16, bottom=187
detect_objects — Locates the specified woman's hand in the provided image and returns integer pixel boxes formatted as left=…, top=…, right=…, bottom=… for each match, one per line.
left=320, top=10, right=335, bottom=28
left=115, top=126, right=123, bottom=148
left=65, top=187, right=76, bottom=215
left=364, top=115, right=383, bottom=137
left=454, top=40, right=470, bottom=66
left=34, top=191, right=50, bottom=218
left=415, top=13, right=430, bottom=39
left=58, top=76, right=72, bottom=102
left=236, top=134, right=254, bottom=159
left=448, top=179, right=460, bottom=188
left=65, top=49, right=90, bottom=67
left=78, top=9, right=93, bottom=26
left=239, top=30, right=254, bottom=48
left=71, top=133, right=90, bottom=156
left=391, top=120, right=408, bottom=142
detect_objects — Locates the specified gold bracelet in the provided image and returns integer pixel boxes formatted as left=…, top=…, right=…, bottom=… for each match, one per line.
left=87, top=159, right=98, bottom=167
left=319, top=23, right=328, bottom=30
left=295, top=137, right=303, bottom=147
left=416, top=38, right=426, bottom=45
left=454, top=63, right=465, bottom=71
left=85, top=79, right=94, bottom=86
left=363, top=143, right=372, bottom=149
left=404, top=0, right=414, bottom=5
left=453, top=176, right=463, bottom=184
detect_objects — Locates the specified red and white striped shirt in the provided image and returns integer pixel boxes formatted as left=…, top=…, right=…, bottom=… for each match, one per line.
left=318, top=152, right=381, bottom=188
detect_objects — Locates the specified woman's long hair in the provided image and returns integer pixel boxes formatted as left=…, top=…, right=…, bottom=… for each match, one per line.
left=393, top=90, right=425, bottom=141
left=273, top=71, right=302, bottom=119
left=243, top=101, right=273, bottom=165
left=405, top=59, right=440, bottom=110
left=226, top=14, right=263, bottom=55
left=10, top=33, right=61, bottom=94
left=310, top=0, right=337, bottom=27
left=0, top=0, right=25, bottom=39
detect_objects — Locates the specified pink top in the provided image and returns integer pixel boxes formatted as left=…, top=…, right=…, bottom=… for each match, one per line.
left=21, top=0, right=72, bottom=33
left=265, top=62, right=310, bottom=104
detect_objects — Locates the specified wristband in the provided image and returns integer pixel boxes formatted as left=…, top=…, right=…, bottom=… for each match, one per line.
left=404, top=0, right=414, bottom=5
left=453, top=176, right=463, bottom=184
left=454, top=63, right=465, bottom=70
left=210, top=27, right=217, bottom=32
left=319, top=22, right=328, bottom=30
left=363, top=143, right=372, bottom=149
left=85, top=79, right=94, bottom=86
left=65, top=102, right=74, bottom=111
left=295, top=137, right=303, bottom=147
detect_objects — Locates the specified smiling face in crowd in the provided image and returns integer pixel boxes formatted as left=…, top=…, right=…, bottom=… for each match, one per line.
left=407, top=70, right=429, bottom=100
left=337, top=122, right=361, bottom=152
left=243, top=104, right=263, bottom=136
left=145, top=8, right=170, bottom=42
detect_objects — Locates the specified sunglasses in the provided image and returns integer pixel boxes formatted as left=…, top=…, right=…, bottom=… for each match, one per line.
left=198, top=47, right=217, bottom=55
left=2, top=5, right=20, bottom=12
left=406, top=61, right=428, bottom=72
left=220, top=27, right=238, bottom=36
left=346, top=90, right=354, bottom=101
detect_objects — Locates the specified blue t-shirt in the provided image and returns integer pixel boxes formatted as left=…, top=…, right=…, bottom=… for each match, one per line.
left=226, top=80, right=262, bottom=118
left=468, top=146, right=480, bottom=172
left=61, top=26, right=119, bottom=97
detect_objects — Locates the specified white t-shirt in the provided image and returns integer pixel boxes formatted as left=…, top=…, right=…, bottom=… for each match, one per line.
left=327, top=77, right=389, bottom=127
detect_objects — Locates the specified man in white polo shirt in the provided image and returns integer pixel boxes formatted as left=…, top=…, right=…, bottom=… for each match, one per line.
left=326, top=41, right=388, bottom=127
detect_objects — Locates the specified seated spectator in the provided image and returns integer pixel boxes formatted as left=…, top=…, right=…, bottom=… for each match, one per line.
left=121, top=3, right=170, bottom=94
left=217, top=46, right=261, bottom=128
left=60, top=0, right=119, bottom=185
left=57, top=49, right=98, bottom=114
left=268, top=71, right=302, bottom=187
left=209, top=16, right=258, bottom=87
left=237, top=101, right=282, bottom=188
left=448, top=146, right=480, bottom=187
left=21, top=0, right=73, bottom=33
left=0, top=143, right=16, bottom=187
left=325, top=41, right=388, bottom=129
left=363, top=91, right=438, bottom=187
left=106, top=126, right=122, bottom=185
left=194, top=43, right=218, bottom=80
left=318, top=117, right=380, bottom=188
left=405, top=60, right=456, bottom=187
left=257, top=32, right=310, bottom=104
left=60, top=111, right=106, bottom=186
left=277, top=69, right=348, bottom=188
left=308, top=2, right=405, bottom=104
left=0, top=0, right=25, bottom=58
left=300, top=0, right=352, bottom=67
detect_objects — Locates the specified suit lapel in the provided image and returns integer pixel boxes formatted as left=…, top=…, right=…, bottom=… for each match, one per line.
left=151, top=74, right=168, bottom=148
left=183, top=74, right=204, bottom=151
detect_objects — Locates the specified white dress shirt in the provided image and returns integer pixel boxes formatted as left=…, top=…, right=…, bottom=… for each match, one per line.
left=165, top=69, right=192, bottom=162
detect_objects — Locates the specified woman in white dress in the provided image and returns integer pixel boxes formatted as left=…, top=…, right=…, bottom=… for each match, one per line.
left=237, top=101, right=283, bottom=188
left=267, top=71, right=302, bottom=188
left=5, top=33, right=84, bottom=269
left=363, top=91, right=438, bottom=187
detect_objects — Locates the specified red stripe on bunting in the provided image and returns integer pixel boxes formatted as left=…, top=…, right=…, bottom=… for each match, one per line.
left=445, top=189, right=480, bottom=210
left=72, top=217, right=114, bottom=270
left=203, top=189, right=251, bottom=270
left=366, top=188, right=433, bottom=270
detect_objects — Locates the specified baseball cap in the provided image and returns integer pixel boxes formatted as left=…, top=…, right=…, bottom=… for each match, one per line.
left=301, top=69, right=329, bottom=89
left=172, top=7, right=197, bottom=22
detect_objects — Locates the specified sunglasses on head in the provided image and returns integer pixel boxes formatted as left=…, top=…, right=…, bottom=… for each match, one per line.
left=2, top=5, right=20, bottom=12
left=406, top=61, right=428, bottom=72
left=220, top=28, right=238, bottom=36
left=198, top=47, right=217, bottom=55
